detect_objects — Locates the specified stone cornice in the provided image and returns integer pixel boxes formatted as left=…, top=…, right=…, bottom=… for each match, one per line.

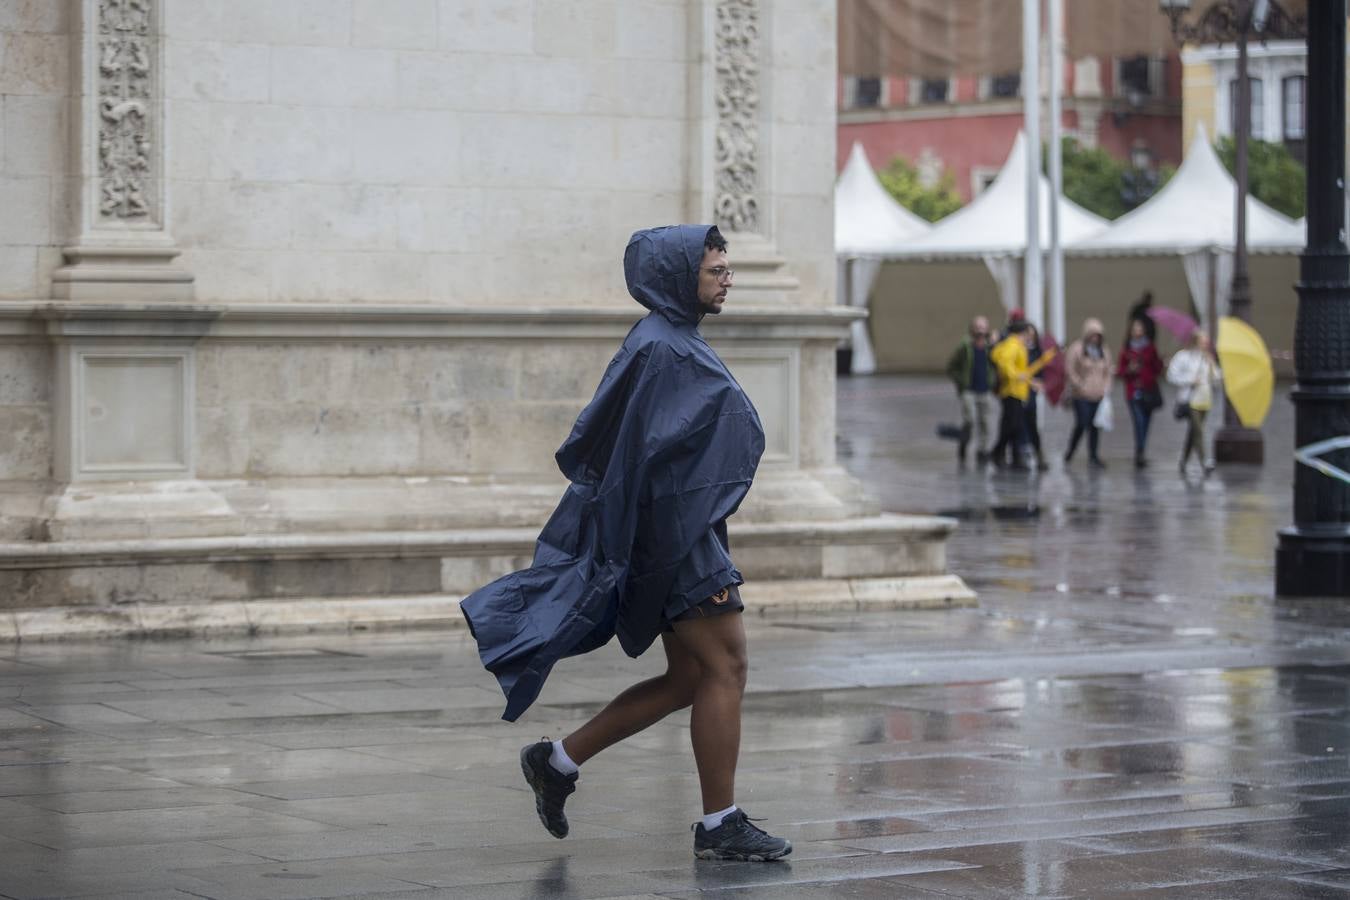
left=0, top=302, right=864, bottom=342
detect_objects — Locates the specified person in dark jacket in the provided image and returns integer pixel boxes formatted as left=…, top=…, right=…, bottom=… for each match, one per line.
left=1117, top=318, right=1164, bottom=469
left=1021, top=324, right=1049, bottom=471
left=1127, top=289, right=1157, bottom=343
left=945, top=316, right=998, bottom=465
left=461, top=225, right=790, bottom=862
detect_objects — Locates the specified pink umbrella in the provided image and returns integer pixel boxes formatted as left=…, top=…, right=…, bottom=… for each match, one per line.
left=1146, top=306, right=1199, bottom=342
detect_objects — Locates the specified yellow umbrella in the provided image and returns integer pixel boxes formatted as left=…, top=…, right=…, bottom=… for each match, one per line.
left=1217, top=317, right=1274, bottom=428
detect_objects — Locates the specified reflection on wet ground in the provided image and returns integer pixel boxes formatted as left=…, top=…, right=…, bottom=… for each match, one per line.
left=836, top=375, right=1307, bottom=610
left=0, top=375, right=1346, bottom=899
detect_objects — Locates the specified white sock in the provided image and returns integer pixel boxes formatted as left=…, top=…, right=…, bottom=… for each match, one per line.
left=549, top=739, right=579, bottom=776
left=701, top=804, right=738, bottom=831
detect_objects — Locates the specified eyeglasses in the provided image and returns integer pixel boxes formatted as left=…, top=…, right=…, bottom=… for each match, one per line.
left=701, top=266, right=736, bottom=284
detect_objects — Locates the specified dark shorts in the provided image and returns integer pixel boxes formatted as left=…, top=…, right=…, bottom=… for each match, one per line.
left=665, top=584, right=744, bottom=630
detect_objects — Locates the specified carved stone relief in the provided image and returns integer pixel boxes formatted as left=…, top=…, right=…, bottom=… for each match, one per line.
left=714, top=0, right=761, bottom=234
left=97, top=0, right=154, bottom=221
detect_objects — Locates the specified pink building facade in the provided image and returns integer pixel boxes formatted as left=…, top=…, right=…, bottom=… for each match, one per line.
left=839, top=55, right=1184, bottom=202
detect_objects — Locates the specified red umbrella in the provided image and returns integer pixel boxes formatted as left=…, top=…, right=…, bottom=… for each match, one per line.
left=1038, top=334, right=1067, bottom=406
left=1146, top=306, right=1199, bottom=342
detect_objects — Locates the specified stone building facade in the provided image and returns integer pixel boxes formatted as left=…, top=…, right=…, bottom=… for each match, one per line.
left=0, top=0, right=967, bottom=637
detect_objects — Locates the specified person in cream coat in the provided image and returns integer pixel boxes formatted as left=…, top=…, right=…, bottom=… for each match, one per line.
left=1167, top=331, right=1222, bottom=476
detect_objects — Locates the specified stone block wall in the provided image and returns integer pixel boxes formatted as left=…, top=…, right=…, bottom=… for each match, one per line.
left=192, top=339, right=613, bottom=479
left=0, top=0, right=860, bottom=545
left=0, top=3, right=72, bottom=301
left=153, top=0, right=835, bottom=308
left=0, top=341, right=50, bottom=481
left=764, top=2, right=838, bottom=307
left=190, top=328, right=838, bottom=482
left=161, top=0, right=696, bottom=306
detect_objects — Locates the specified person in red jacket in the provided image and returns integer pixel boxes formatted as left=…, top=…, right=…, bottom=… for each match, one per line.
left=1117, top=318, right=1164, bottom=469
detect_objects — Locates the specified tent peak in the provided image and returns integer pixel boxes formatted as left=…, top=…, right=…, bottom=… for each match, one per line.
left=835, top=139, right=931, bottom=255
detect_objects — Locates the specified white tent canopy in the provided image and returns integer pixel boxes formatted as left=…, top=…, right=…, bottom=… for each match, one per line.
left=834, top=142, right=931, bottom=374
left=880, top=131, right=1107, bottom=320
left=1070, top=124, right=1305, bottom=334
left=835, top=141, right=932, bottom=256
left=1069, top=124, right=1305, bottom=256
left=893, top=131, right=1108, bottom=260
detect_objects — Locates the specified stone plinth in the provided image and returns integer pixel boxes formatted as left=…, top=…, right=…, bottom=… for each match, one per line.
left=0, top=301, right=972, bottom=638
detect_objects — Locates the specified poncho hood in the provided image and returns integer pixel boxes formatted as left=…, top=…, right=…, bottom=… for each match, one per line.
left=624, top=224, right=719, bottom=324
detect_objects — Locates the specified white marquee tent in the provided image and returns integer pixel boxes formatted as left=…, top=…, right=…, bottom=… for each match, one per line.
left=898, top=131, right=1108, bottom=258
left=835, top=141, right=932, bottom=373
left=1069, top=124, right=1305, bottom=331
left=889, top=131, right=1108, bottom=320
left=836, top=141, right=933, bottom=255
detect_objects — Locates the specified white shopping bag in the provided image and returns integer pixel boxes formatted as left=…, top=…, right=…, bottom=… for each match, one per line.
left=1093, top=396, right=1114, bottom=431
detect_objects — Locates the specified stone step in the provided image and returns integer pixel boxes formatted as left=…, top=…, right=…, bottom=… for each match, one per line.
left=4, top=468, right=880, bottom=542
left=0, top=514, right=967, bottom=634
left=0, top=576, right=977, bottom=642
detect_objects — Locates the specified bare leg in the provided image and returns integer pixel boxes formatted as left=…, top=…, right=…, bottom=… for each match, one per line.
left=671, top=611, right=748, bottom=814
left=562, top=633, right=700, bottom=765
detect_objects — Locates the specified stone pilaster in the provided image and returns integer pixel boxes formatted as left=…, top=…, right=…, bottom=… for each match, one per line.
left=690, top=0, right=798, bottom=302
left=49, top=1, right=198, bottom=484
left=52, top=0, right=193, bottom=302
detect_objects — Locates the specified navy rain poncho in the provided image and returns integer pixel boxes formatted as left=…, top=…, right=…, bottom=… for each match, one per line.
left=461, top=224, right=765, bottom=721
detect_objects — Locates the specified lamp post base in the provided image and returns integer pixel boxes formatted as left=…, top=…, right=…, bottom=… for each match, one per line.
left=1213, top=425, right=1264, bottom=464
left=1276, top=527, right=1350, bottom=597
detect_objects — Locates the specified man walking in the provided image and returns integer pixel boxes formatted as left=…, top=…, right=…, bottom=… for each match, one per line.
left=945, top=316, right=998, bottom=465
left=461, top=225, right=791, bottom=862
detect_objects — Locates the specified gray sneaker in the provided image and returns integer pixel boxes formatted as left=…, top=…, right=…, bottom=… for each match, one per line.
left=520, top=739, right=576, bottom=839
left=692, top=810, right=792, bottom=861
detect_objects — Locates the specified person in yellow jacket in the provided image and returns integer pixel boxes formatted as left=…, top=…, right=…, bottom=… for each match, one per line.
left=988, top=321, right=1057, bottom=470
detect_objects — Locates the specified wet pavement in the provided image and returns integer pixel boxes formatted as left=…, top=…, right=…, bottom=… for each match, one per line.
left=1, top=375, right=1349, bottom=899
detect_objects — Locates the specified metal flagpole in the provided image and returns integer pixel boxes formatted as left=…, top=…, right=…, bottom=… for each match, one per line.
left=1022, top=0, right=1043, bottom=330
left=1047, top=0, right=1064, bottom=346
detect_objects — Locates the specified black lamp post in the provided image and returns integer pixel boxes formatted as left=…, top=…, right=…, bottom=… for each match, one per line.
left=1122, top=142, right=1159, bottom=210
left=1160, top=0, right=1306, bottom=465
left=1276, top=0, right=1350, bottom=597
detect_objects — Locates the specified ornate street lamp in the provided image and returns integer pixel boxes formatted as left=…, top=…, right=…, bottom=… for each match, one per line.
left=1160, top=0, right=1306, bottom=464
left=1121, top=142, right=1159, bottom=210
left=1276, top=0, right=1350, bottom=597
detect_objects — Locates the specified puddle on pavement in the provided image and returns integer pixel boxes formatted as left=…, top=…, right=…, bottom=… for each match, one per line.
left=206, top=648, right=366, bottom=660
left=937, top=505, right=1041, bottom=521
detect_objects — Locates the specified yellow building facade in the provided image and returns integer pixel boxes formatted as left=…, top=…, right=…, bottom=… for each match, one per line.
left=1181, top=32, right=1349, bottom=169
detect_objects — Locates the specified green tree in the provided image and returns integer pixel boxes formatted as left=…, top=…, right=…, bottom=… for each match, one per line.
left=877, top=156, right=964, bottom=222
left=1215, top=136, right=1306, bottom=219
left=1059, top=138, right=1130, bottom=219
left=1055, top=138, right=1173, bottom=220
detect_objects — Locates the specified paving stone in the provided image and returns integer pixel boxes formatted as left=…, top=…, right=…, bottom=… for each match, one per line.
left=13, top=785, right=255, bottom=814
left=1098, top=876, right=1350, bottom=899
left=0, top=376, right=1345, bottom=896
left=0, top=804, right=340, bottom=850
left=887, top=844, right=1332, bottom=897
left=229, top=772, right=465, bottom=802
left=0, top=763, right=185, bottom=798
